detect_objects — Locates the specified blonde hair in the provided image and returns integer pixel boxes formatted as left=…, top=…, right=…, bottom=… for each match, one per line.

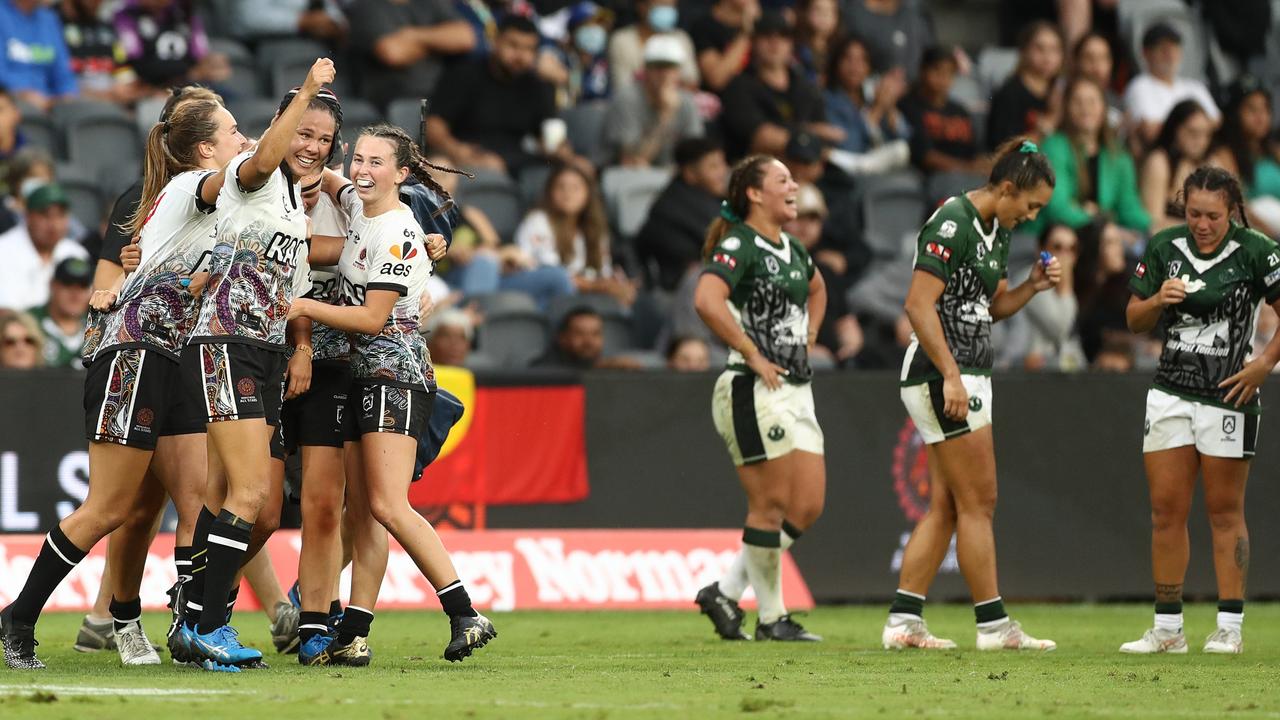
left=0, top=311, right=46, bottom=368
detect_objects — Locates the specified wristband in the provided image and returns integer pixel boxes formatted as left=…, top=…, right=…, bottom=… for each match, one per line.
left=294, top=344, right=313, bottom=356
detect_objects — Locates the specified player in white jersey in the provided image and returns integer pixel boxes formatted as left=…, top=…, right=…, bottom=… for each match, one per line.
left=289, top=124, right=495, bottom=666
left=168, top=58, right=338, bottom=672
left=1, top=96, right=246, bottom=670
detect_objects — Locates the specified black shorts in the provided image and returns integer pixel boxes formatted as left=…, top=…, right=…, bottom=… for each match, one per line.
left=344, top=382, right=433, bottom=442
left=283, top=362, right=352, bottom=453
left=271, top=420, right=286, bottom=461
left=84, top=347, right=176, bottom=450
left=182, top=342, right=287, bottom=425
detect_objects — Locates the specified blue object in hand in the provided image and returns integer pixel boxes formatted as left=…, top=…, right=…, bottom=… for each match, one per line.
left=1040, top=251, right=1053, bottom=267
left=179, top=277, right=192, bottom=287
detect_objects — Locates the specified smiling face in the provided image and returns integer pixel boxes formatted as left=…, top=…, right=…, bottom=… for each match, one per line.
left=284, top=107, right=336, bottom=177
left=349, top=135, right=409, bottom=207
left=1174, top=109, right=1212, bottom=160
left=994, top=180, right=1053, bottom=229
left=746, top=160, right=800, bottom=225
left=1065, top=80, right=1106, bottom=138
left=1185, top=187, right=1232, bottom=247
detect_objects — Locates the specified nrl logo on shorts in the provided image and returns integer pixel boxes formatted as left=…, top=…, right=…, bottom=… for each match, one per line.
left=1168, top=260, right=1182, bottom=278
left=768, top=425, right=785, bottom=441
left=363, top=393, right=374, bottom=412
left=968, top=396, right=982, bottom=412
left=1223, top=416, right=1237, bottom=434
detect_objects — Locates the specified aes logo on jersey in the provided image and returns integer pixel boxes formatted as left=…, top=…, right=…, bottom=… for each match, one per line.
left=382, top=241, right=418, bottom=277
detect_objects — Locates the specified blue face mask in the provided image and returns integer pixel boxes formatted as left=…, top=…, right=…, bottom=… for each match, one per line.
left=648, top=5, right=678, bottom=32
left=575, top=24, right=608, bottom=56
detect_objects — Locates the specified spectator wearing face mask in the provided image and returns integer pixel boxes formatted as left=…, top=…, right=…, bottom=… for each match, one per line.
left=608, top=0, right=699, bottom=89
left=0, top=183, right=89, bottom=311
left=540, top=2, right=614, bottom=107
left=30, top=256, right=91, bottom=367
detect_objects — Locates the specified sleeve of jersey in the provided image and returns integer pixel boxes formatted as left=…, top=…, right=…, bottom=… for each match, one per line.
left=913, top=217, right=961, bottom=281
left=1254, top=238, right=1280, bottom=304
left=230, top=151, right=268, bottom=197
left=366, top=223, right=418, bottom=296
left=336, top=183, right=361, bottom=219
left=1128, top=242, right=1159, bottom=299
left=191, top=171, right=217, bottom=214
left=700, top=235, right=750, bottom=290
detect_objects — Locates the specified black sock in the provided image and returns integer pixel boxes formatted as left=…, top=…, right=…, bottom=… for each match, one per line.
left=226, top=586, right=240, bottom=623
left=1155, top=601, right=1183, bottom=615
left=174, top=546, right=193, bottom=582
left=328, top=599, right=343, bottom=617
left=781, top=519, right=803, bottom=542
left=889, top=590, right=926, bottom=618
left=197, top=510, right=253, bottom=635
left=337, top=605, right=374, bottom=643
left=110, top=596, right=142, bottom=632
left=9, top=525, right=88, bottom=625
left=183, top=506, right=217, bottom=625
left=437, top=580, right=478, bottom=618
left=1218, top=599, right=1244, bottom=614
left=299, top=611, right=328, bottom=643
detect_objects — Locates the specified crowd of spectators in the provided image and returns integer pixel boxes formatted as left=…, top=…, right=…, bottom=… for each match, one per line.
left=3, top=0, right=1280, bottom=376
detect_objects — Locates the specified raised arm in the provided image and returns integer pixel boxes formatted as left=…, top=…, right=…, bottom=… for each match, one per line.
left=238, top=58, right=336, bottom=191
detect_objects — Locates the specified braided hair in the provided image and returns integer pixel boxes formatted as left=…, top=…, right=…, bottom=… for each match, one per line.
left=356, top=123, right=471, bottom=217
left=701, top=154, right=775, bottom=259
left=1175, top=165, right=1250, bottom=228
left=277, top=85, right=344, bottom=165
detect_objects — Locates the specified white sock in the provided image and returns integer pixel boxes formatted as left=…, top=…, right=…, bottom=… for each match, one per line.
left=888, top=612, right=922, bottom=625
left=1154, top=613, right=1183, bottom=632
left=743, top=542, right=785, bottom=624
left=1218, top=611, right=1243, bottom=632
left=721, top=526, right=798, bottom=602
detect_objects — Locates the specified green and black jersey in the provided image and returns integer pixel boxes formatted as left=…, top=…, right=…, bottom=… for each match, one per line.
left=702, top=222, right=816, bottom=382
left=1130, top=223, right=1280, bottom=413
left=900, top=194, right=1011, bottom=386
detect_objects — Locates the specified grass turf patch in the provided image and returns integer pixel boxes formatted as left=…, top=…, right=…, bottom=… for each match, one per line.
left=1, top=604, right=1277, bottom=718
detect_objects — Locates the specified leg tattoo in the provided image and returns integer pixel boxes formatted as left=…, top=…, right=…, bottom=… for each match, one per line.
left=1155, top=583, right=1183, bottom=603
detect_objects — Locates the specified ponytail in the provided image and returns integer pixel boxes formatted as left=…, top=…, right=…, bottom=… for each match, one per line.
left=126, top=98, right=223, bottom=236
left=988, top=136, right=1056, bottom=193
left=701, top=154, right=774, bottom=259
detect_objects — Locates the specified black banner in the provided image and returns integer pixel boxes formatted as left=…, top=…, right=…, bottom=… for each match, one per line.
left=3, top=368, right=1278, bottom=602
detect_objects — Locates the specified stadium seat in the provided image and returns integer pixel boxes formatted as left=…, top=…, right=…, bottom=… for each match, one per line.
left=228, top=97, right=283, bottom=139
left=471, top=290, right=539, bottom=315
left=475, top=310, right=549, bottom=367
left=223, top=58, right=266, bottom=101
left=55, top=162, right=97, bottom=185
left=61, top=179, right=105, bottom=229
left=341, top=98, right=383, bottom=135
left=600, top=311, right=636, bottom=355
left=548, top=292, right=628, bottom=329
left=133, top=96, right=167, bottom=138
left=17, top=116, right=60, bottom=158
left=975, top=47, right=1018, bottom=96
left=948, top=72, right=988, bottom=113
left=518, top=162, right=552, bottom=208
left=65, top=117, right=143, bottom=191
left=50, top=98, right=129, bottom=130
left=209, top=36, right=253, bottom=65
left=386, top=97, right=423, bottom=138
left=559, top=100, right=609, bottom=166
left=1118, top=0, right=1206, bottom=81
left=860, top=174, right=927, bottom=260
left=269, top=55, right=353, bottom=100
left=600, top=166, right=672, bottom=240
left=454, top=169, right=523, bottom=241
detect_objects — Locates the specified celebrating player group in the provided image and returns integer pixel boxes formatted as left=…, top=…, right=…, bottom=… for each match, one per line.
left=692, top=140, right=1279, bottom=655
left=0, top=60, right=495, bottom=672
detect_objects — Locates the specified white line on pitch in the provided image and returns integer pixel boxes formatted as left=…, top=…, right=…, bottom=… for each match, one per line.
left=0, top=685, right=243, bottom=697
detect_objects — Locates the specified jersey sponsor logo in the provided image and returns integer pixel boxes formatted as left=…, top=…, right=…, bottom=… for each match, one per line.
left=939, top=220, right=957, bottom=238
left=711, top=252, right=736, bottom=269
left=380, top=262, right=413, bottom=277
left=721, top=237, right=741, bottom=251
left=266, top=231, right=304, bottom=267
left=763, top=256, right=780, bottom=275
left=389, top=241, right=418, bottom=261
left=1134, top=262, right=1146, bottom=278
left=1266, top=268, right=1280, bottom=287
left=924, top=242, right=951, bottom=262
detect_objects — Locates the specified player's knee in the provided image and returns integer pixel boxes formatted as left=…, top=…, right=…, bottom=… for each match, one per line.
left=302, top=495, right=343, bottom=534
left=1149, top=497, right=1190, bottom=531
left=367, top=494, right=405, bottom=530
left=1206, top=507, right=1244, bottom=532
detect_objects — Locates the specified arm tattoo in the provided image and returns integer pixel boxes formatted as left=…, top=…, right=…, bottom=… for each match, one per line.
left=1155, top=583, right=1183, bottom=603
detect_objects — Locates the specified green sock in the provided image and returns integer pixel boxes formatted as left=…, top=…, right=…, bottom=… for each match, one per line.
left=974, top=597, right=1007, bottom=626
left=889, top=590, right=925, bottom=618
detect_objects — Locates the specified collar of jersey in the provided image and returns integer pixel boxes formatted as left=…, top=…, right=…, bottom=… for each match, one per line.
left=1172, top=227, right=1241, bottom=274
left=958, top=194, right=998, bottom=248
left=753, top=232, right=792, bottom=263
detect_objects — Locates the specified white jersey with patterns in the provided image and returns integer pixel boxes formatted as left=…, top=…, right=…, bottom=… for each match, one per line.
left=93, top=170, right=219, bottom=361
left=300, top=192, right=350, bottom=362
left=189, top=151, right=308, bottom=350
left=335, top=184, right=435, bottom=390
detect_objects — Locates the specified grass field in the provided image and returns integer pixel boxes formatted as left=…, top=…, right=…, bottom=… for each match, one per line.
left=2, top=604, right=1278, bottom=719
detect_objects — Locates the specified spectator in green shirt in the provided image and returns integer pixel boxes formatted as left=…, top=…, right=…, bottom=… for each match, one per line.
left=30, top=256, right=90, bottom=367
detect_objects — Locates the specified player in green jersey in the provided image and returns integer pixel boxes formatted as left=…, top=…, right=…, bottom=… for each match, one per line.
left=883, top=138, right=1061, bottom=652
left=692, top=155, right=827, bottom=642
left=1121, top=166, right=1280, bottom=655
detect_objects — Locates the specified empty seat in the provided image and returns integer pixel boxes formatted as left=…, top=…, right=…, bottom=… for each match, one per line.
left=861, top=176, right=926, bottom=260
left=455, top=169, right=523, bottom=241
left=18, top=116, right=60, bottom=158
left=51, top=98, right=129, bottom=131
left=600, top=166, right=671, bottom=240
left=65, top=117, right=143, bottom=187
left=475, top=310, right=549, bottom=367
left=61, top=179, right=105, bottom=229
left=386, top=97, right=424, bottom=137
left=471, top=290, right=539, bottom=315
left=600, top=312, right=635, bottom=356
left=518, top=162, right=552, bottom=208
left=341, top=98, right=383, bottom=134
left=227, top=97, right=282, bottom=139
left=559, top=100, right=609, bottom=166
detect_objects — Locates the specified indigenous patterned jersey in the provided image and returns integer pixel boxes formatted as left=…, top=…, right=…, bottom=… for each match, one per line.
left=302, top=192, right=350, bottom=363
left=901, top=194, right=1010, bottom=386
left=188, top=152, right=307, bottom=350
left=93, top=170, right=218, bottom=362
left=1130, top=223, right=1280, bottom=412
left=701, top=222, right=815, bottom=382
left=335, top=185, right=435, bottom=390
